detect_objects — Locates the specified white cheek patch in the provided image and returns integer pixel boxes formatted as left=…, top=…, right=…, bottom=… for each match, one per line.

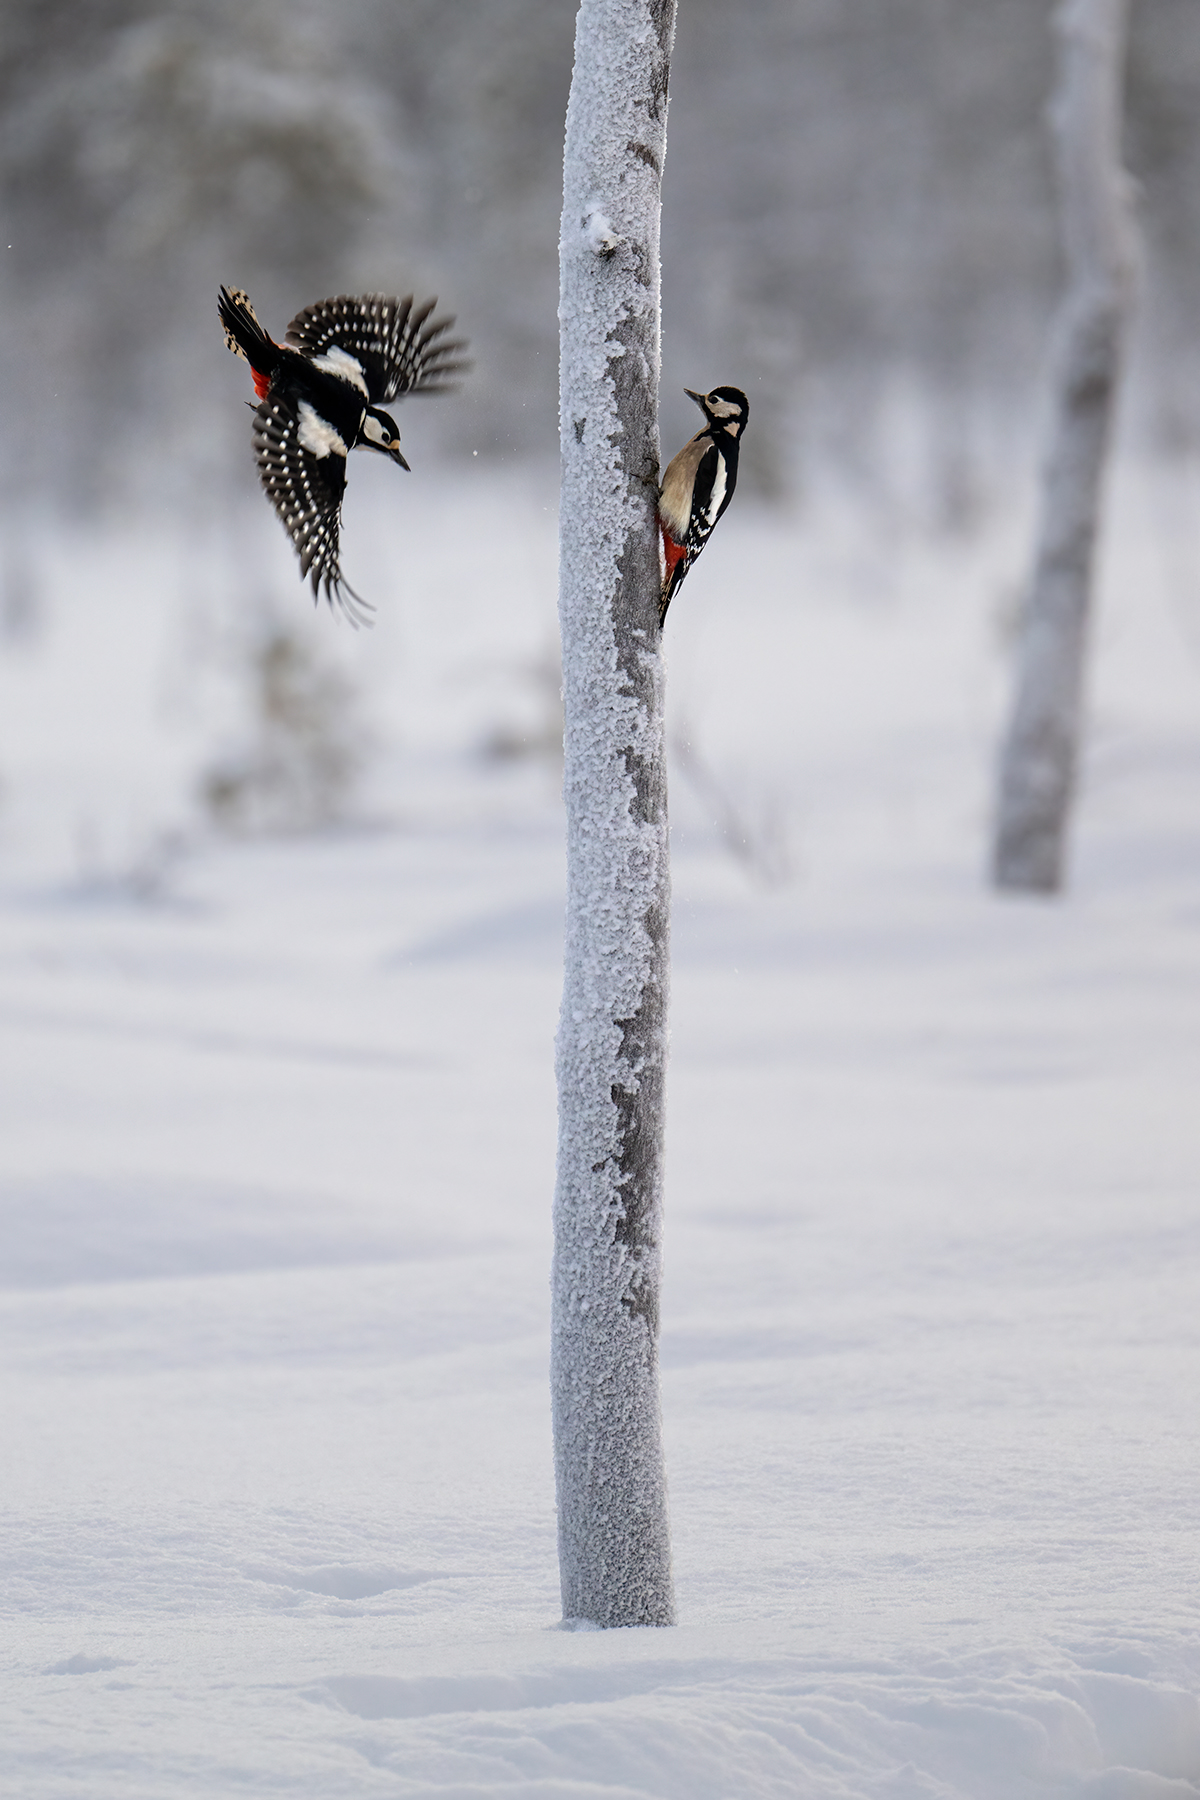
left=297, top=400, right=348, bottom=460
left=362, top=414, right=394, bottom=448
left=310, top=346, right=369, bottom=397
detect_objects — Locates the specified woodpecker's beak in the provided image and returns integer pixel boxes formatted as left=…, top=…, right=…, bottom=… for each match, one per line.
left=389, top=446, right=410, bottom=470
left=684, top=388, right=706, bottom=408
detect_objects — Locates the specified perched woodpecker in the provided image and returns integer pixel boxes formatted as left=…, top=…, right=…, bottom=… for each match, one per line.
left=218, top=287, right=468, bottom=622
left=657, top=386, right=749, bottom=626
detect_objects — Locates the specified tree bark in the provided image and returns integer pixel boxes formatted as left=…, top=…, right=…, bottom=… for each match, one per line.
left=551, top=0, right=677, bottom=1630
left=991, top=0, right=1136, bottom=894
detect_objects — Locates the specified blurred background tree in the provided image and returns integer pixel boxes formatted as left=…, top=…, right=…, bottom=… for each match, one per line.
left=4, top=0, right=1200, bottom=536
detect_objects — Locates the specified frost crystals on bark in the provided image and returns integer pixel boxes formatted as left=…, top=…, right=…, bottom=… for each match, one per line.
left=551, top=0, right=677, bottom=1630
left=992, top=0, right=1136, bottom=894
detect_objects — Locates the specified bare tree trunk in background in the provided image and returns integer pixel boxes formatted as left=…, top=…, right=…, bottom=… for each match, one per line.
left=991, top=0, right=1136, bottom=894
left=551, top=0, right=677, bottom=1630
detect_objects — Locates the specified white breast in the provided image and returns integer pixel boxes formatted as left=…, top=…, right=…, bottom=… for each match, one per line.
left=297, top=401, right=348, bottom=460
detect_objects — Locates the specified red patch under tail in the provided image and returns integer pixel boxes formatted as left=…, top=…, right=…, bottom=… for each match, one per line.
left=660, top=525, right=688, bottom=583
left=658, top=524, right=689, bottom=626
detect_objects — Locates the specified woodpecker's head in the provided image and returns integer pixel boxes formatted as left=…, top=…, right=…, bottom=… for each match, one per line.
left=685, top=386, right=749, bottom=438
left=359, top=406, right=410, bottom=467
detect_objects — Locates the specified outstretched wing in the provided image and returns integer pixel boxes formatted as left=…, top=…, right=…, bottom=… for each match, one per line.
left=283, top=294, right=470, bottom=405
left=250, top=394, right=372, bottom=626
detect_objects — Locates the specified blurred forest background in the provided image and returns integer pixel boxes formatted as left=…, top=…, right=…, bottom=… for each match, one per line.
left=3, top=0, right=1200, bottom=855
left=5, top=0, right=1200, bottom=530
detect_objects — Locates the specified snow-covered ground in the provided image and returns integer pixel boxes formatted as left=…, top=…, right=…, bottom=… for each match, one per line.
left=3, top=462, right=1200, bottom=1797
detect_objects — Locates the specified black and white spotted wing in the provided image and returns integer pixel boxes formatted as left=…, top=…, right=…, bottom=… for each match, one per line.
left=283, top=294, right=470, bottom=404
left=251, top=394, right=372, bottom=626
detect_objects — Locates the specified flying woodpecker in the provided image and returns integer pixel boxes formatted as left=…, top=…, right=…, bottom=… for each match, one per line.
left=218, top=287, right=468, bottom=623
left=657, top=385, right=749, bottom=627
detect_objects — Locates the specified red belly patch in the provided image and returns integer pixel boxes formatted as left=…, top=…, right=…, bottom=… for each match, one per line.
left=660, top=526, right=687, bottom=582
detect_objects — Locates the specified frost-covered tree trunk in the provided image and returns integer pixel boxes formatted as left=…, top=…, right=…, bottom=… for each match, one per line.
left=551, top=0, right=677, bottom=1630
left=991, top=0, right=1135, bottom=893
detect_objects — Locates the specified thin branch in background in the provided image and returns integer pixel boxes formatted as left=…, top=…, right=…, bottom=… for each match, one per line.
left=200, top=621, right=370, bottom=836
left=669, top=721, right=795, bottom=889
left=0, top=517, right=41, bottom=644
left=477, top=640, right=564, bottom=764
left=69, top=820, right=189, bottom=905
